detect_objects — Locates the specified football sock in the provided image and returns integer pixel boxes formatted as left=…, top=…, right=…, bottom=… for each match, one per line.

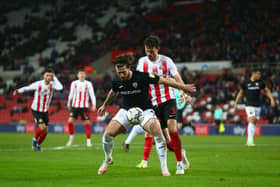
left=102, top=134, right=114, bottom=161
left=143, top=136, right=153, bottom=161
left=34, top=128, right=42, bottom=140
left=247, top=122, right=256, bottom=143
left=68, top=122, right=74, bottom=135
left=125, top=125, right=144, bottom=144
left=38, top=131, right=47, bottom=145
left=154, top=134, right=168, bottom=171
left=169, top=131, right=182, bottom=161
left=85, top=124, right=91, bottom=139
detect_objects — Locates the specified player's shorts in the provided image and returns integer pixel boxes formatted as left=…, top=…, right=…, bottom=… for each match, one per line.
left=112, top=108, right=157, bottom=130
left=70, top=107, right=90, bottom=120
left=245, top=106, right=261, bottom=120
left=177, top=108, right=184, bottom=123
left=32, top=110, right=49, bottom=126
left=153, top=99, right=177, bottom=129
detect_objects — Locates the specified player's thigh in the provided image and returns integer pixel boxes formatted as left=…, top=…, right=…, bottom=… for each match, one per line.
left=105, top=120, right=126, bottom=137
left=110, top=109, right=131, bottom=133
left=81, top=108, right=90, bottom=121
left=245, top=106, right=257, bottom=123
left=142, top=109, right=161, bottom=135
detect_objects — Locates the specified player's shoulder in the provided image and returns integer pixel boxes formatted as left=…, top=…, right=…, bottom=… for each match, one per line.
left=138, top=56, right=148, bottom=64
left=159, top=54, right=174, bottom=63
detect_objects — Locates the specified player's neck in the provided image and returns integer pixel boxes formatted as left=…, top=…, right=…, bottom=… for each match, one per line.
left=250, top=77, right=256, bottom=82
left=149, top=55, right=159, bottom=62
left=43, top=80, right=50, bottom=85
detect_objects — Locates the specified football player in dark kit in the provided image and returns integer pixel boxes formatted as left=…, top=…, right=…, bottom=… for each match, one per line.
left=97, top=53, right=195, bottom=176
left=234, top=69, right=275, bottom=147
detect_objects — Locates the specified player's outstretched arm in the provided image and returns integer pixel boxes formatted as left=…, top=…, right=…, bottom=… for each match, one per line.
left=234, top=89, right=244, bottom=109
left=98, top=89, right=118, bottom=116
left=264, top=87, right=275, bottom=107
left=13, top=81, right=39, bottom=96
left=158, top=77, right=196, bottom=93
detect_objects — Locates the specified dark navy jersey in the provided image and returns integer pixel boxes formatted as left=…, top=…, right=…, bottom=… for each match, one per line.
left=241, top=79, right=265, bottom=106
left=112, top=71, right=160, bottom=110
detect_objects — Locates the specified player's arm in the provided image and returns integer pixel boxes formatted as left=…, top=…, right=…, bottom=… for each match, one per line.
left=67, top=82, right=74, bottom=110
left=158, top=76, right=195, bottom=93
left=88, top=83, right=97, bottom=111
left=98, top=89, right=118, bottom=116
left=234, top=89, right=244, bottom=109
left=13, top=82, right=38, bottom=96
left=264, top=87, right=275, bottom=107
left=52, top=75, right=63, bottom=91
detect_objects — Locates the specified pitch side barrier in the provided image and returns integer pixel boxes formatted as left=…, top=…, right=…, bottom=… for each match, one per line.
left=0, top=124, right=279, bottom=136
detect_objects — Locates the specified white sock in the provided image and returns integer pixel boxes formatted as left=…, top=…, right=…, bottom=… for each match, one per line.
left=125, top=125, right=144, bottom=144
left=102, top=134, right=114, bottom=161
left=154, top=134, right=168, bottom=171
left=247, top=122, right=256, bottom=143
left=69, top=135, right=74, bottom=141
left=87, top=138, right=91, bottom=144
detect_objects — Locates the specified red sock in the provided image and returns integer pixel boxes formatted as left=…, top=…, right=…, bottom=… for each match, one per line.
left=34, top=128, right=42, bottom=140
left=68, top=122, right=74, bottom=135
left=143, top=137, right=153, bottom=161
left=169, top=131, right=182, bottom=161
left=85, top=124, right=91, bottom=139
left=37, top=132, right=48, bottom=145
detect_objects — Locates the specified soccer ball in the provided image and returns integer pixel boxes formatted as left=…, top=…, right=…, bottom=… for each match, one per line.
left=127, top=107, right=144, bottom=125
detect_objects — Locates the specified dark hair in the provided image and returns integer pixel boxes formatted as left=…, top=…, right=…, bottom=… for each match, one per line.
left=43, top=68, right=54, bottom=74
left=113, top=53, right=135, bottom=68
left=250, top=68, right=261, bottom=76
left=144, top=35, right=161, bottom=48
left=77, top=68, right=86, bottom=73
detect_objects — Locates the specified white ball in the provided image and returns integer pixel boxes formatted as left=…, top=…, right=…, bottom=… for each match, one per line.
left=127, top=107, right=144, bottom=125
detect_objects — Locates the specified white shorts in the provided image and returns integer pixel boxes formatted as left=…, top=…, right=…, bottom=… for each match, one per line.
left=112, top=108, right=157, bottom=130
left=245, top=106, right=261, bottom=120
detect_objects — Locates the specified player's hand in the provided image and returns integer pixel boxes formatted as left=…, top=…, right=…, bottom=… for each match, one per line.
left=13, top=89, right=18, bottom=96
left=91, top=105, right=96, bottom=111
left=98, top=104, right=107, bottom=116
left=183, top=84, right=196, bottom=93
left=185, top=95, right=194, bottom=105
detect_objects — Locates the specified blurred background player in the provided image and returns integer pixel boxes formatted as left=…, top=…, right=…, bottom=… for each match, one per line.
left=65, top=69, right=96, bottom=147
left=13, top=68, right=63, bottom=151
left=234, top=69, right=275, bottom=146
left=136, top=35, right=196, bottom=174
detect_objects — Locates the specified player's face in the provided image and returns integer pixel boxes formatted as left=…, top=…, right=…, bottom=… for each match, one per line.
left=115, top=65, right=130, bottom=81
left=145, top=46, right=159, bottom=61
left=43, top=72, right=54, bottom=83
left=77, top=71, right=86, bottom=81
left=253, top=71, right=261, bottom=80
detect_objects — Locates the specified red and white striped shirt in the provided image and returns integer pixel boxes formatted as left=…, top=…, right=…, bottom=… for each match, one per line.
left=67, top=80, right=96, bottom=108
left=137, top=54, right=178, bottom=106
left=18, top=76, right=63, bottom=112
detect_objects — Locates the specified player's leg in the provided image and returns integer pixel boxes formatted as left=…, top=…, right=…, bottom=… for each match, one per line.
left=82, top=108, right=92, bottom=147
left=123, top=125, right=144, bottom=152
left=245, top=106, right=259, bottom=146
left=142, top=110, right=169, bottom=176
left=136, top=131, right=153, bottom=168
left=36, top=122, right=48, bottom=151
left=66, top=109, right=77, bottom=146
left=98, top=109, right=129, bottom=175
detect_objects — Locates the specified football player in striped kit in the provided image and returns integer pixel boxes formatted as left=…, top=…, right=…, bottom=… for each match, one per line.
left=13, top=68, right=63, bottom=151
left=136, top=35, right=195, bottom=174
left=65, top=69, right=96, bottom=147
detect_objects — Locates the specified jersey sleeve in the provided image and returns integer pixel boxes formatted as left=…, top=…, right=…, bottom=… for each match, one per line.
left=136, top=59, right=143, bottom=71
left=143, top=72, right=160, bottom=84
left=52, top=76, right=63, bottom=91
left=167, top=57, right=178, bottom=77
left=67, top=82, right=75, bottom=107
left=17, top=81, right=39, bottom=93
left=88, top=82, right=96, bottom=107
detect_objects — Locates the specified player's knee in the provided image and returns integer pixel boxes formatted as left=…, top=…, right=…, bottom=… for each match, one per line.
left=167, top=119, right=178, bottom=132
left=102, top=134, right=113, bottom=143
left=248, top=117, right=257, bottom=124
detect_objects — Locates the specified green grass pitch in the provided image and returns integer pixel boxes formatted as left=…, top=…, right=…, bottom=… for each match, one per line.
left=0, top=133, right=280, bottom=187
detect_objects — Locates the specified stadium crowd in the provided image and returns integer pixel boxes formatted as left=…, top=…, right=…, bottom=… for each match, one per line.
left=0, top=0, right=280, bottom=125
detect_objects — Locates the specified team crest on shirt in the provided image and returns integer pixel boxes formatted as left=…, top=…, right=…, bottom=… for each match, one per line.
left=132, top=82, right=138, bottom=88
left=256, top=82, right=259, bottom=86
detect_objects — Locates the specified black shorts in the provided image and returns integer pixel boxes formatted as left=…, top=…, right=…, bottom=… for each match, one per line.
left=176, top=108, right=184, bottom=123
left=70, top=107, right=90, bottom=120
left=32, top=110, right=49, bottom=126
left=153, top=99, right=177, bottom=129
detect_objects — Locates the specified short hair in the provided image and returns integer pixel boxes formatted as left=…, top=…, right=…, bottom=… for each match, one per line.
left=144, top=35, right=161, bottom=48
left=77, top=68, right=86, bottom=73
left=113, top=53, right=135, bottom=68
left=250, top=68, right=261, bottom=76
left=43, top=68, right=54, bottom=74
